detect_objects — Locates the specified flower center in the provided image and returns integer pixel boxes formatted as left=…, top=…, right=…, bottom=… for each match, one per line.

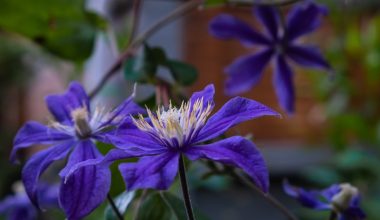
left=133, top=98, right=212, bottom=148
left=331, top=183, right=358, bottom=212
left=71, top=107, right=92, bottom=139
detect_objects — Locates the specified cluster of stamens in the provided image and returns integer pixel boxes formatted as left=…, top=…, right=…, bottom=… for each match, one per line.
left=49, top=106, right=120, bottom=139
left=133, top=98, right=212, bottom=147
left=331, top=183, right=358, bottom=212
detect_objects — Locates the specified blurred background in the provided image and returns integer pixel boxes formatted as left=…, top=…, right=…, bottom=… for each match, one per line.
left=1, top=0, right=380, bottom=219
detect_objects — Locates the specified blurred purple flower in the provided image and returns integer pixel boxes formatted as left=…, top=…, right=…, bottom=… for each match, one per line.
left=0, top=182, right=58, bottom=220
left=284, top=181, right=366, bottom=220
left=66, top=84, right=280, bottom=193
left=209, top=2, right=331, bottom=113
left=11, top=82, right=143, bottom=220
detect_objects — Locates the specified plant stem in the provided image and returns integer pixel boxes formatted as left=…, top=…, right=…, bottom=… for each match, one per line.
left=178, top=154, right=196, bottom=220
left=230, top=171, right=298, bottom=220
left=107, top=193, right=124, bottom=220
left=88, top=0, right=204, bottom=99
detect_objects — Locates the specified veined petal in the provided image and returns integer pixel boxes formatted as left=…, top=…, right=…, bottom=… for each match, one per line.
left=196, top=97, right=280, bottom=143
left=209, top=14, right=271, bottom=46
left=273, top=55, right=295, bottom=114
left=95, top=122, right=166, bottom=151
left=119, top=152, right=179, bottom=190
left=224, top=49, right=273, bottom=95
left=189, top=84, right=215, bottom=110
left=286, top=44, right=331, bottom=70
left=283, top=180, right=332, bottom=210
left=11, top=121, right=72, bottom=163
left=186, top=136, right=269, bottom=192
left=62, top=148, right=167, bottom=180
left=21, top=141, right=74, bottom=208
left=254, top=6, right=280, bottom=40
left=286, top=2, right=328, bottom=41
left=45, top=81, right=89, bottom=125
left=321, top=184, right=341, bottom=201
left=59, top=140, right=110, bottom=220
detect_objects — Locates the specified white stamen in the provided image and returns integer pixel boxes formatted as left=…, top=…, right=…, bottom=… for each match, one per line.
left=133, top=98, right=212, bottom=147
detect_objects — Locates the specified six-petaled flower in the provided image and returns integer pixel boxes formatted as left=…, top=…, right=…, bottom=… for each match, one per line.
left=66, top=84, right=280, bottom=193
left=284, top=181, right=366, bottom=220
left=11, top=82, right=143, bottom=220
left=209, top=1, right=331, bottom=113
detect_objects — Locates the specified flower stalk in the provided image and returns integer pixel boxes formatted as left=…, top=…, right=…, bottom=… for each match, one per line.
left=178, top=154, right=196, bottom=220
left=107, top=193, right=124, bottom=220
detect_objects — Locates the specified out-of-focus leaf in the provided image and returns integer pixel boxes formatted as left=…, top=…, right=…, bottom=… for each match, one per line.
left=302, top=166, right=341, bottom=186
left=136, top=193, right=171, bottom=220
left=105, top=191, right=136, bottom=220
left=161, top=192, right=187, bottom=220
left=123, top=45, right=167, bottom=83
left=167, top=60, right=198, bottom=86
left=0, top=0, right=103, bottom=61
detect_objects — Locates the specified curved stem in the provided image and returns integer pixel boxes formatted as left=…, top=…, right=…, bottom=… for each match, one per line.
left=230, top=171, right=298, bottom=220
left=178, top=154, right=196, bottom=220
left=88, top=0, right=204, bottom=99
left=107, top=193, right=124, bottom=220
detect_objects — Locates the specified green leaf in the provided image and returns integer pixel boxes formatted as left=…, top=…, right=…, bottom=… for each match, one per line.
left=167, top=60, right=198, bottom=86
left=123, top=45, right=168, bottom=83
left=0, top=0, right=102, bottom=61
left=104, top=191, right=136, bottom=220
left=161, top=192, right=187, bottom=220
left=136, top=193, right=172, bottom=220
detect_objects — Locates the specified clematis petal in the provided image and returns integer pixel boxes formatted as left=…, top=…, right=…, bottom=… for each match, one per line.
left=189, top=84, right=215, bottom=110
left=321, top=184, right=341, bottom=201
left=196, top=97, right=280, bottom=143
left=209, top=14, right=271, bottom=46
left=62, top=148, right=166, bottom=180
left=39, top=184, right=59, bottom=208
left=283, top=180, right=331, bottom=210
left=119, top=152, right=179, bottom=190
left=273, top=55, right=295, bottom=114
left=186, top=136, right=269, bottom=192
left=287, top=44, right=331, bottom=70
left=95, top=122, right=166, bottom=151
left=286, top=2, right=328, bottom=41
left=254, top=6, right=280, bottom=40
left=45, top=81, right=90, bottom=125
left=21, top=141, right=74, bottom=208
left=11, top=121, right=72, bottom=163
left=224, top=49, right=273, bottom=95
left=59, top=140, right=110, bottom=220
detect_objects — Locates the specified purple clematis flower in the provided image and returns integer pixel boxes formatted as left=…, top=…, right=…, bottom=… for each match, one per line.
left=0, top=182, right=58, bottom=220
left=209, top=1, right=331, bottom=113
left=284, top=181, right=366, bottom=220
left=66, top=84, right=280, bottom=193
left=11, top=81, right=143, bottom=220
